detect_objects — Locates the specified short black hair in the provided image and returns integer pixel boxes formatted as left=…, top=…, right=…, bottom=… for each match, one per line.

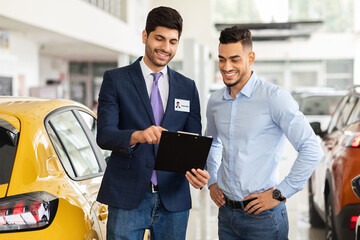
left=219, top=26, right=252, bottom=50
left=145, top=6, right=183, bottom=38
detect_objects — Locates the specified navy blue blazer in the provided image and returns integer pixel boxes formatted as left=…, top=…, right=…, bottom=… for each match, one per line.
left=96, top=57, right=202, bottom=212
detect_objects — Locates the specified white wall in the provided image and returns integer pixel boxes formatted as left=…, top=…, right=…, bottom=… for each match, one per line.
left=149, top=0, right=218, bottom=74
left=0, top=32, right=39, bottom=96
left=254, top=33, right=356, bottom=61
left=39, top=56, right=68, bottom=84
left=0, top=0, right=143, bottom=57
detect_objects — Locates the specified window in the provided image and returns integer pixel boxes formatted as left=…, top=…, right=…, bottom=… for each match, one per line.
left=336, top=95, right=357, bottom=129
left=215, top=0, right=354, bottom=32
left=299, top=95, right=343, bottom=115
left=47, top=126, right=76, bottom=178
left=79, top=111, right=111, bottom=160
left=346, top=97, right=360, bottom=125
left=82, top=0, right=127, bottom=22
left=326, top=60, right=353, bottom=90
left=327, top=95, right=347, bottom=133
left=0, top=120, right=18, bottom=185
left=291, top=72, right=317, bottom=88
left=47, top=110, right=101, bottom=178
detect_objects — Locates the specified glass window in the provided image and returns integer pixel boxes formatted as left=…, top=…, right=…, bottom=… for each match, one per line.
left=347, top=97, right=360, bottom=125
left=327, top=95, right=348, bottom=133
left=0, top=121, right=18, bottom=185
left=291, top=72, right=317, bottom=88
left=82, top=0, right=126, bottom=22
left=326, top=60, right=353, bottom=74
left=48, top=111, right=101, bottom=178
left=326, top=59, right=353, bottom=90
left=69, top=62, right=89, bottom=75
left=299, top=95, right=343, bottom=115
left=79, top=111, right=111, bottom=160
left=334, top=95, right=357, bottom=131
left=93, top=62, right=117, bottom=77
left=215, top=0, right=354, bottom=32
left=47, top=126, right=76, bottom=178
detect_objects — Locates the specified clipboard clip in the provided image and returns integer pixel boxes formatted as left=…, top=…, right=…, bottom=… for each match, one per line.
left=176, top=131, right=199, bottom=136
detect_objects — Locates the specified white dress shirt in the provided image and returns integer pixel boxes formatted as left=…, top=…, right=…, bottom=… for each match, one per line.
left=140, top=58, right=169, bottom=112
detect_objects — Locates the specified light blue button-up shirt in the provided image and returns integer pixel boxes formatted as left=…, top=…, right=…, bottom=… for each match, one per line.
left=206, top=72, right=323, bottom=201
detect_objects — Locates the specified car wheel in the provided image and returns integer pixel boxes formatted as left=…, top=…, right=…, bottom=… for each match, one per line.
left=308, top=180, right=325, bottom=228
left=325, top=193, right=337, bottom=240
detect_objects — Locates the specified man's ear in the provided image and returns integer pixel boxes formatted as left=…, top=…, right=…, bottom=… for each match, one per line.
left=142, top=30, right=147, bottom=44
left=248, top=51, right=255, bottom=65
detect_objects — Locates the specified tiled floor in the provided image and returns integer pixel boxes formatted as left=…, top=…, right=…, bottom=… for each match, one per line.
left=186, top=141, right=326, bottom=240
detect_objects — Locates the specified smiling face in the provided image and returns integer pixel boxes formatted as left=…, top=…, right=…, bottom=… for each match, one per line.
left=142, top=26, right=179, bottom=73
left=218, top=41, right=255, bottom=96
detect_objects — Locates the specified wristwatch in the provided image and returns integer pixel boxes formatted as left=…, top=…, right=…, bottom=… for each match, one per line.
left=272, top=189, right=286, bottom=202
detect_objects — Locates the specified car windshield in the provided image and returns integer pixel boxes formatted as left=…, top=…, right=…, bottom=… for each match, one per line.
left=299, top=95, right=343, bottom=115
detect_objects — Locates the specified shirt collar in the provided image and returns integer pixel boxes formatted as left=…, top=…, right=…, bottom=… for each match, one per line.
left=223, top=71, right=257, bottom=100
left=139, top=57, right=168, bottom=78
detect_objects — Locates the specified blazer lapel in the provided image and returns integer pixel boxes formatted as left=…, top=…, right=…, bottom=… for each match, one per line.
left=129, top=58, right=155, bottom=125
left=161, top=66, right=176, bottom=126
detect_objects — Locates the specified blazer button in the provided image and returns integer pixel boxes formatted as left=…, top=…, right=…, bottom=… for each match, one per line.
left=146, top=163, right=153, bottom=168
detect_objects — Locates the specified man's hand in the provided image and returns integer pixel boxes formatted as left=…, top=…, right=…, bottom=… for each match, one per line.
left=185, top=169, right=210, bottom=189
left=130, top=126, right=167, bottom=145
left=243, top=187, right=281, bottom=215
left=209, top=183, right=225, bottom=207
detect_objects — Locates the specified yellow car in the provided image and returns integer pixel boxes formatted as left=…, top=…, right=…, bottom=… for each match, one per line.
left=0, top=97, right=108, bottom=239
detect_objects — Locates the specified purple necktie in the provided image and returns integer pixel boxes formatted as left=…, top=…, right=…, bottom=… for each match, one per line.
left=150, top=72, right=164, bottom=186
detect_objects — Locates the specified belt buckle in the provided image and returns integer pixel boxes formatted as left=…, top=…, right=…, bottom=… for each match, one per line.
left=151, top=183, right=158, bottom=193
left=226, top=198, right=244, bottom=210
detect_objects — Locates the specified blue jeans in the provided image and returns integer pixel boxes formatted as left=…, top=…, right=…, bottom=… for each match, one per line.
left=218, top=202, right=289, bottom=240
left=107, top=191, right=189, bottom=240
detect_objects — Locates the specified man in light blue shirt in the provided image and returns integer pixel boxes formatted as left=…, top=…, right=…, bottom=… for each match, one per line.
left=206, top=26, right=323, bottom=239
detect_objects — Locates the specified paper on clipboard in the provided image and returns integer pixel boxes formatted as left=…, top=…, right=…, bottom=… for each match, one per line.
left=154, top=131, right=213, bottom=174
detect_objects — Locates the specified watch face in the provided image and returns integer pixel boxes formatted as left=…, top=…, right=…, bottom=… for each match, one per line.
left=273, top=189, right=281, bottom=199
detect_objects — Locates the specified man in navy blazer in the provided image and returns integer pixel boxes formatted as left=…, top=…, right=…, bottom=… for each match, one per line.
left=96, top=6, right=210, bottom=240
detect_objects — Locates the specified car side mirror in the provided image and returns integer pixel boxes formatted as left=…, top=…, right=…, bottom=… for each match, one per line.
left=310, top=122, right=325, bottom=137
left=352, top=175, right=360, bottom=198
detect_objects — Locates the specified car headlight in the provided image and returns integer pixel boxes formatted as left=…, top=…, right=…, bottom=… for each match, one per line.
left=0, top=192, right=58, bottom=232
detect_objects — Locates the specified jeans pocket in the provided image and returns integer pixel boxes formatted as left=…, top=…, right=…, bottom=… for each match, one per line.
left=281, top=209, right=289, bottom=233
left=245, top=209, right=273, bottom=219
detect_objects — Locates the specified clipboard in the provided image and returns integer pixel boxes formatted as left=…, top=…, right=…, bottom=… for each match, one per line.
left=154, top=131, right=213, bottom=174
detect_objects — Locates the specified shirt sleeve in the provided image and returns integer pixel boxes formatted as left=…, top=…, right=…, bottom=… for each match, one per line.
left=205, top=96, right=223, bottom=188
left=269, top=90, right=324, bottom=198
left=96, top=71, right=136, bottom=153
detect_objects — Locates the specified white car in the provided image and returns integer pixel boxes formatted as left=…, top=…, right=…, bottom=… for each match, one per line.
left=298, top=91, right=346, bottom=131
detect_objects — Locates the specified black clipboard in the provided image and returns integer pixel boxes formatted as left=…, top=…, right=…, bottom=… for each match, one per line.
left=154, top=131, right=213, bottom=174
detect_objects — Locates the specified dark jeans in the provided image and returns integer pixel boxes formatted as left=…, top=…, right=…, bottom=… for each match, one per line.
left=107, top=191, right=189, bottom=240
left=218, top=201, right=289, bottom=240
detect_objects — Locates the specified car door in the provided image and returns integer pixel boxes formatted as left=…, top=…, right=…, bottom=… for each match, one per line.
left=319, top=95, right=358, bottom=213
left=312, top=95, right=349, bottom=212
left=46, top=108, right=108, bottom=240
left=76, top=110, right=110, bottom=238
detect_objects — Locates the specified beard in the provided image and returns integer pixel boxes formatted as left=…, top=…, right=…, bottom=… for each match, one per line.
left=224, top=77, right=241, bottom=87
left=223, top=70, right=248, bottom=87
left=145, top=44, right=174, bottom=68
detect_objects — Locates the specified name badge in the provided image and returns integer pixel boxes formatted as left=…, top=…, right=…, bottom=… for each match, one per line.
left=174, top=98, right=190, bottom=112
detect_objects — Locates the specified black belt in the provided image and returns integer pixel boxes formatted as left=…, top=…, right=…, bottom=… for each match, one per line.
left=148, top=183, right=159, bottom=193
left=225, top=197, right=257, bottom=210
